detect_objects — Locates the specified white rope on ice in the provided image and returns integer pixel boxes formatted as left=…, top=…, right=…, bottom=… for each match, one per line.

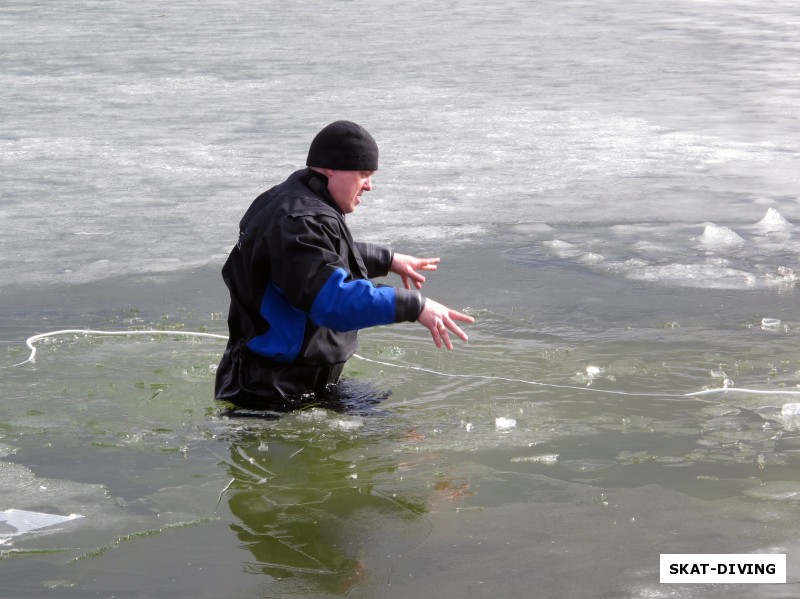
left=685, top=387, right=800, bottom=397
left=349, top=354, right=675, bottom=398
left=9, top=329, right=800, bottom=399
left=349, top=354, right=800, bottom=400
left=11, top=328, right=229, bottom=368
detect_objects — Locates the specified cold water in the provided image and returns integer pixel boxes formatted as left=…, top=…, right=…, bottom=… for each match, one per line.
left=2, top=0, right=800, bottom=597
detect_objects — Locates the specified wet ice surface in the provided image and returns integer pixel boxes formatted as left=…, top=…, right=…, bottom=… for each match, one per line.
left=520, top=208, right=800, bottom=291
left=2, top=1, right=800, bottom=292
left=3, top=0, right=800, bottom=595
left=0, top=310, right=235, bottom=546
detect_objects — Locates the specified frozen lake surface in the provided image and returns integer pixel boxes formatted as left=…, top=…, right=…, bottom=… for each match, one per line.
left=2, top=0, right=800, bottom=596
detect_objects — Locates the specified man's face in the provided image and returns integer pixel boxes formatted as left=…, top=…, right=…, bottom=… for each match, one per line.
left=325, top=169, right=374, bottom=214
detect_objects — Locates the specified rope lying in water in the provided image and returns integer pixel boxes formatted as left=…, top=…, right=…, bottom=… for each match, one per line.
left=9, top=329, right=800, bottom=399
left=351, top=354, right=800, bottom=399
left=10, top=329, right=229, bottom=368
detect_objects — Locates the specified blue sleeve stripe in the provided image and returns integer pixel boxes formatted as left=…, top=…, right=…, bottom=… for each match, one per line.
left=248, top=283, right=306, bottom=362
left=311, top=268, right=396, bottom=332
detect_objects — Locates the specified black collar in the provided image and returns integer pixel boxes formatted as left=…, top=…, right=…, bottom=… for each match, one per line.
left=301, top=168, right=341, bottom=214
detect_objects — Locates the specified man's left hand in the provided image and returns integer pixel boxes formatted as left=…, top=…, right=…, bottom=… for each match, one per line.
left=390, top=254, right=440, bottom=289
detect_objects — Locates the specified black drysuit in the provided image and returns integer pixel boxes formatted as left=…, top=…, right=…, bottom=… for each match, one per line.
left=215, top=168, right=424, bottom=408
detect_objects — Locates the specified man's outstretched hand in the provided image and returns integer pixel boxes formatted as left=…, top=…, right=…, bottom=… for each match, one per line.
left=390, top=253, right=474, bottom=348
left=417, top=298, right=474, bottom=350
left=390, top=253, right=440, bottom=289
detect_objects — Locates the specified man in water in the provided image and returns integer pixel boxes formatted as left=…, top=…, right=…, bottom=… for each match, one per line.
left=215, top=120, right=474, bottom=409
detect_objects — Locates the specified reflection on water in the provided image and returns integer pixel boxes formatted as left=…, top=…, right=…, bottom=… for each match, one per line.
left=223, top=420, right=430, bottom=594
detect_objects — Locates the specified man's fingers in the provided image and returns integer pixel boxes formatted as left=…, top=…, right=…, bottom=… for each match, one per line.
left=449, top=310, right=475, bottom=324
left=418, top=260, right=439, bottom=271
left=411, top=257, right=439, bottom=273
left=432, top=317, right=464, bottom=349
left=443, top=316, right=468, bottom=343
left=419, top=301, right=474, bottom=350
left=430, top=326, right=444, bottom=349
left=404, top=269, right=425, bottom=289
left=396, top=258, right=438, bottom=289
left=442, top=332, right=453, bottom=350
left=419, top=257, right=440, bottom=266
left=437, top=323, right=454, bottom=350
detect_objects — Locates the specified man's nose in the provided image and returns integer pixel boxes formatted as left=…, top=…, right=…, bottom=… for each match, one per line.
left=363, top=177, right=373, bottom=191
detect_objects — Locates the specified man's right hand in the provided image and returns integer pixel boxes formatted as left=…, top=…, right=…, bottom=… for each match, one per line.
left=417, top=299, right=474, bottom=350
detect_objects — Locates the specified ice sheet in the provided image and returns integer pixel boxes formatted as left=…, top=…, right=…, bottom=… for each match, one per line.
left=0, top=508, right=82, bottom=546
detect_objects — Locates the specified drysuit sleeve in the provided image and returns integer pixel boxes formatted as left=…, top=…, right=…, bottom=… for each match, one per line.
left=354, top=242, right=393, bottom=278
left=272, top=215, right=423, bottom=331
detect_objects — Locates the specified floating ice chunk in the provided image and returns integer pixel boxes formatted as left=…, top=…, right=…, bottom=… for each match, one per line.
left=622, top=261, right=756, bottom=289
left=495, top=417, right=517, bottom=430
left=561, top=458, right=616, bottom=472
left=756, top=207, right=792, bottom=231
left=542, top=239, right=582, bottom=258
left=510, top=223, right=554, bottom=238
left=577, top=252, right=604, bottom=265
left=699, top=224, right=744, bottom=247
left=585, top=365, right=604, bottom=378
left=0, top=509, right=83, bottom=546
left=743, top=481, right=800, bottom=501
left=781, top=404, right=800, bottom=417
left=329, top=416, right=364, bottom=431
left=761, top=318, right=782, bottom=331
left=512, top=454, right=558, bottom=465
left=296, top=408, right=328, bottom=422
left=781, top=403, right=800, bottom=431
left=575, top=365, right=606, bottom=387
left=757, top=453, right=789, bottom=467
left=765, top=266, right=798, bottom=285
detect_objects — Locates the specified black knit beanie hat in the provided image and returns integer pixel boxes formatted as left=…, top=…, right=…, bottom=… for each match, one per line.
left=306, top=120, right=379, bottom=171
